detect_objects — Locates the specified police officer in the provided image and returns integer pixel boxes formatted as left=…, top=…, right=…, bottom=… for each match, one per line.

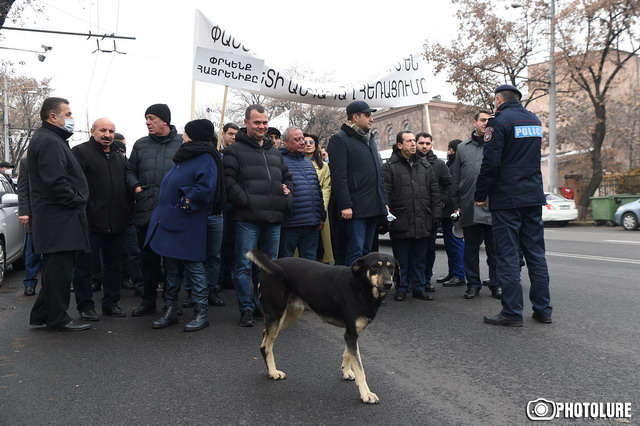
left=474, top=84, right=553, bottom=327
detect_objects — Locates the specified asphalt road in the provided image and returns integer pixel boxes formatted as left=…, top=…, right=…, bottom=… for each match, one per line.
left=1, top=225, right=638, bottom=425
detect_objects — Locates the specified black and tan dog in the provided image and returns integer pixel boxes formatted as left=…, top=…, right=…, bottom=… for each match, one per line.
left=246, top=249, right=399, bottom=404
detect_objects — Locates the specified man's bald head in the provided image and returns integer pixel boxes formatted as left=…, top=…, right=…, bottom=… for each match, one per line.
left=91, top=118, right=116, bottom=151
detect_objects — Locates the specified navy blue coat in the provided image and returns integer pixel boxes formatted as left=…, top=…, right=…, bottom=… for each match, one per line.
left=145, top=153, right=217, bottom=262
left=280, top=149, right=326, bottom=228
left=327, top=123, right=388, bottom=219
left=474, top=100, right=546, bottom=209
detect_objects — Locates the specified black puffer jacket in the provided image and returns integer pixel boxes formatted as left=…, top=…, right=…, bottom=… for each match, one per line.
left=382, top=150, right=442, bottom=239
left=72, top=138, right=133, bottom=233
left=126, top=126, right=182, bottom=226
left=223, top=129, right=292, bottom=223
left=421, top=150, right=453, bottom=218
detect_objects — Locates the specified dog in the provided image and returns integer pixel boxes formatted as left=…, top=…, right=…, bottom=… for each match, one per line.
left=246, top=249, right=399, bottom=404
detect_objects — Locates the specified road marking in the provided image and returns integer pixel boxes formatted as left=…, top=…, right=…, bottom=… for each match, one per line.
left=547, top=252, right=640, bottom=265
left=604, top=240, right=640, bottom=245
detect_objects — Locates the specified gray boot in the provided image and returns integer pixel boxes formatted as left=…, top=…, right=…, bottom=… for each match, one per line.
left=184, top=303, right=209, bottom=332
left=152, top=301, right=178, bottom=329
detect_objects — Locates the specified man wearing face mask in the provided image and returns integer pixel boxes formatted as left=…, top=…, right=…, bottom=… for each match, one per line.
left=0, top=161, right=15, bottom=188
left=28, top=97, right=92, bottom=331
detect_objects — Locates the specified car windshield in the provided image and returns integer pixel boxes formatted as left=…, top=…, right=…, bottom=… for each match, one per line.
left=546, top=194, right=567, bottom=201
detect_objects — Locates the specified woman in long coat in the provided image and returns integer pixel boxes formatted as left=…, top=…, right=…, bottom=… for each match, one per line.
left=145, top=119, right=218, bottom=332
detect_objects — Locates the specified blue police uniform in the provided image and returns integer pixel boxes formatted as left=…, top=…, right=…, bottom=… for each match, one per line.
left=474, top=90, right=552, bottom=323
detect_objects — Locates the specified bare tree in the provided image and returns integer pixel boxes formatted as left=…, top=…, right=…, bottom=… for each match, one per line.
left=1, top=0, right=44, bottom=30
left=423, top=0, right=550, bottom=109
left=554, top=0, right=640, bottom=217
left=1, top=71, right=52, bottom=164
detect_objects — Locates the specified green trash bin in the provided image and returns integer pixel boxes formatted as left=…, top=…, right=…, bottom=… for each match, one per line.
left=590, top=194, right=640, bottom=224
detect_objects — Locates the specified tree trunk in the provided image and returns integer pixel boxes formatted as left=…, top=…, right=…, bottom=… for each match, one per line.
left=577, top=103, right=606, bottom=220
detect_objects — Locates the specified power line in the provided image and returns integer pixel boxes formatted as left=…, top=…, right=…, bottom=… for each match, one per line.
left=1, top=26, right=135, bottom=40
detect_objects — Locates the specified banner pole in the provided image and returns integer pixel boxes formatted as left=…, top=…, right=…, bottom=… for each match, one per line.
left=191, top=79, right=196, bottom=120
left=217, top=85, right=229, bottom=150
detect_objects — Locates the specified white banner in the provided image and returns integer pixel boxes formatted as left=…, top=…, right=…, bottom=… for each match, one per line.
left=193, top=10, right=431, bottom=108
left=193, top=47, right=265, bottom=91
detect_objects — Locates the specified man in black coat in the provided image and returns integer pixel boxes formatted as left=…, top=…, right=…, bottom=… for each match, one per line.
left=126, top=104, right=182, bottom=316
left=28, top=97, right=91, bottom=331
left=71, top=118, right=133, bottom=320
left=416, top=132, right=453, bottom=291
left=223, top=105, right=292, bottom=327
left=327, top=101, right=388, bottom=267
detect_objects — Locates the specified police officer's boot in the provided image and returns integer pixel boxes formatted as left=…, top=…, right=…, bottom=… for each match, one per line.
left=152, top=300, right=178, bottom=329
left=184, top=303, right=209, bottom=332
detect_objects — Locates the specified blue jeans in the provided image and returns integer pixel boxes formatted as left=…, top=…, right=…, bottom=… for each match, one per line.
left=279, top=225, right=318, bottom=259
left=343, top=217, right=378, bottom=266
left=441, top=217, right=465, bottom=279
left=164, top=257, right=206, bottom=305
left=391, top=237, right=428, bottom=293
left=492, top=207, right=552, bottom=321
left=23, top=233, right=42, bottom=288
left=205, top=214, right=224, bottom=293
left=233, top=221, right=281, bottom=312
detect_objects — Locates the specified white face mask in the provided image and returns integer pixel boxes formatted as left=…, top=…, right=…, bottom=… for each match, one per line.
left=3, top=169, right=11, bottom=176
left=62, top=118, right=75, bottom=133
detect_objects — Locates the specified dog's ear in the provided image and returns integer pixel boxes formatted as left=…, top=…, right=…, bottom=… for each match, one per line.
left=351, top=258, right=364, bottom=275
left=393, top=259, right=401, bottom=288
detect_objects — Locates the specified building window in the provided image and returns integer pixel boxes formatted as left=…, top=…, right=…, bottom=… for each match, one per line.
left=403, top=121, right=411, bottom=131
left=372, top=130, right=380, bottom=144
left=387, top=127, right=394, bottom=147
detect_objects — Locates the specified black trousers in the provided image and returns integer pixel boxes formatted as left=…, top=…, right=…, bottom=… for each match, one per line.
left=30, top=251, right=76, bottom=329
left=137, top=225, right=163, bottom=307
left=462, top=224, right=497, bottom=289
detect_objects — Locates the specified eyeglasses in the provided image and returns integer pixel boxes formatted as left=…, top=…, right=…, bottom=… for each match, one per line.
left=304, top=140, right=315, bottom=145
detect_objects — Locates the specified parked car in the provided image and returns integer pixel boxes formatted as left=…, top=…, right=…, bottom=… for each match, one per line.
left=0, top=176, right=26, bottom=286
left=542, top=192, right=578, bottom=226
left=613, top=198, right=640, bottom=231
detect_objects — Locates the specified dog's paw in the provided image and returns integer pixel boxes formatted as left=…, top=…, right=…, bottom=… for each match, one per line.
left=268, top=370, right=287, bottom=380
left=361, top=392, right=380, bottom=404
left=341, top=370, right=355, bottom=381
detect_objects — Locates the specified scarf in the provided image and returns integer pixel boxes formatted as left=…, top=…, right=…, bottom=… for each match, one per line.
left=173, top=140, right=217, bottom=164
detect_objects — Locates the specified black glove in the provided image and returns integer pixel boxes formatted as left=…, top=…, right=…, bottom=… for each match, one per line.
left=433, top=218, right=442, bottom=230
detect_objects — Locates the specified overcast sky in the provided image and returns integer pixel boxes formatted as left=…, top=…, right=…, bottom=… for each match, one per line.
left=2, top=0, right=461, bottom=147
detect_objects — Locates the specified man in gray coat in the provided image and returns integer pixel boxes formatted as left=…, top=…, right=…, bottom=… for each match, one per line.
left=450, top=110, right=501, bottom=300
left=28, top=97, right=92, bottom=331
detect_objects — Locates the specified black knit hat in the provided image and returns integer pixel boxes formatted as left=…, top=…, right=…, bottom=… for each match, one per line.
left=185, top=119, right=215, bottom=142
left=145, top=104, right=171, bottom=125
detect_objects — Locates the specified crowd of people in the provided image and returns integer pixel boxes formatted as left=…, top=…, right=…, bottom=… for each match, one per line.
left=21, top=85, right=552, bottom=332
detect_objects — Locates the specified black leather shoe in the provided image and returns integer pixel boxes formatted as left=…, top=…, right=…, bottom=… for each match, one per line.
left=532, top=312, right=553, bottom=323
left=24, top=286, right=36, bottom=296
left=394, top=292, right=406, bottom=301
left=240, top=310, right=254, bottom=327
left=209, top=293, right=225, bottom=307
left=55, top=320, right=92, bottom=331
left=152, top=305, right=178, bottom=329
left=464, top=287, right=480, bottom=299
left=436, top=274, right=452, bottom=283
left=425, top=284, right=435, bottom=292
left=443, top=277, right=466, bottom=287
left=489, top=286, right=502, bottom=299
left=103, top=306, right=126, bottom=317
left=80, top=309, right=100, bottom=321
left=184, top=303, right=209, bottom=332
left=412, top=291, right=434, bottom=301
left=482, top=279, right=491, bottom=286
left=131, top=303, right=156, bottom=317
left=483, top=313, right=523, bottom=327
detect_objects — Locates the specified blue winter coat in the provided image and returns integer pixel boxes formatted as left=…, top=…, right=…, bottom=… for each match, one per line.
left=145, top=153, right=217, bottom=261
left=474, top=100, right=546, bottom=209
left=280, top=149, right=326, bottom=228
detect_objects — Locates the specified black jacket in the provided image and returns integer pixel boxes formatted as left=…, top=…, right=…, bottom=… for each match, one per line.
left=327, top=123, right=387, bottom=219
left=17, top=157, right=32, bottom=232
left=72, top=138, right=133, bottom=233
left=382, top=150, right=442, bottom=239
left=126, top=126, right=182, bottom=226
left=27, top=122, right=90, bottom=254
left=222, top=130, right=292, bottom=223
left=420, top=150, right=453, bottom=217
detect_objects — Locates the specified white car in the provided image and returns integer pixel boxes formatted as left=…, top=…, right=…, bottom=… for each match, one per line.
left=0, top=177, right=26, bottom=286
left=542, top=192, right=578, bottom=226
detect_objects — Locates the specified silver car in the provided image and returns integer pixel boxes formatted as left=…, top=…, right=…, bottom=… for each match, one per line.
left=0, top=177, right=26, bottom=286
left=614, top=198, right=640, bottom=231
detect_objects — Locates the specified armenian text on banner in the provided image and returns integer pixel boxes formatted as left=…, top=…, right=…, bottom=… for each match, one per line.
left=193, top=9, right=430, bottom=108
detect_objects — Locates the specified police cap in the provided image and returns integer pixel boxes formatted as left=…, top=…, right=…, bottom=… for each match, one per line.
left=494, top=84, right=522, bottom=100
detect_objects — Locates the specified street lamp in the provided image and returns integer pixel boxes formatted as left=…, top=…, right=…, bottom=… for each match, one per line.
left=513, top=0, right=558, bottom=194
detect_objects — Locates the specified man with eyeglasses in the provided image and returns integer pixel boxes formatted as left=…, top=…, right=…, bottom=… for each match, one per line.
left=327, top=101, right=387, bottom=266
left=278, top=127, right=325, bottom=259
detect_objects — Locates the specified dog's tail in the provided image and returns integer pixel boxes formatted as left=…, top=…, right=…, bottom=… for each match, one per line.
left=246, top=250, right=287, bottom=278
